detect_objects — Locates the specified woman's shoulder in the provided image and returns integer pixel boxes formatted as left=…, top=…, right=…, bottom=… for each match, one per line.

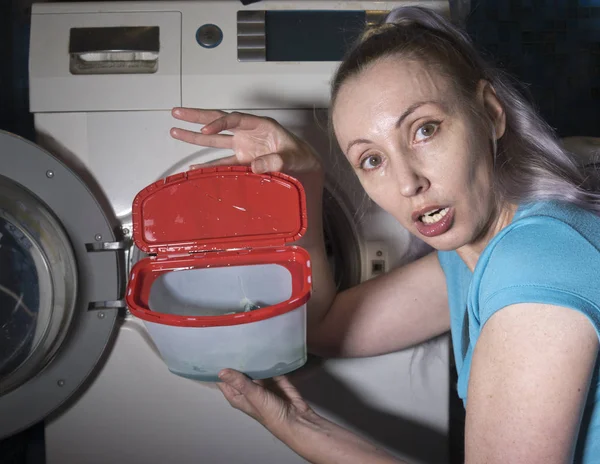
left=470, top=200, right=600, bottom=330
left=440, top=200, right=600, bottom=284
left=486, top=200, right=600, bottom=260
left=513, top=200, right=600, bottom=235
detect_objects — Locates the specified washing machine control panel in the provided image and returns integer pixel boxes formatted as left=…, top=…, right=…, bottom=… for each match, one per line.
left=30, top=1, right=451, bottom=112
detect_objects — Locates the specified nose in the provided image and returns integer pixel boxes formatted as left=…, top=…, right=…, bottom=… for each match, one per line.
left=396, top=161, right=430, bottom=198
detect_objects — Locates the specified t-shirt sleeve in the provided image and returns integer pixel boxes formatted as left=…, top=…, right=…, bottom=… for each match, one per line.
left=477, top=218, right=600, bottom=333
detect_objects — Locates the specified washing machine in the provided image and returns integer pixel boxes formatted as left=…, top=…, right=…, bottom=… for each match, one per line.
left=0, top=1, right=459, bottom=463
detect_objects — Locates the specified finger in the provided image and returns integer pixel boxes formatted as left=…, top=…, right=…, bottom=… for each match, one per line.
left=251, top=151, right=319, bottom=174
left=216, top=382, right=256, bottom=417
left=190, top=155, right=239, bottom=170
left=216, top=381, right=240, bottom=400
left=170, top=127, right=233, bottom=149
left=201, top=112, right=274, bottom=135
left=272, top=376, right=300, bottom=392
left=271, top=376, right=305, bottom=402
left=171, top=107, right=226, bottom=124
left=251, top=154, right=282, bottom=174
left=271, top=376, right=311, bottom=412
left=218, top=369, right=266, bottom=404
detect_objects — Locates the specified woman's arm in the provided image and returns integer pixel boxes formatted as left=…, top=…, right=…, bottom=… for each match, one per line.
left=283, top=411, right=405, bottom=464
left=465, top=303, right=598, bottom=464
left=309, top=251, right=450, bottom=358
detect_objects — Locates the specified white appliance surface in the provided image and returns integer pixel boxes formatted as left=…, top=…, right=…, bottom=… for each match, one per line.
left=30, top=2, right=450, bottom=463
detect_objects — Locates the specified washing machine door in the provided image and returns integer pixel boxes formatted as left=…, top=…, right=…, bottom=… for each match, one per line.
left=0, top=130, right=123, bottom=439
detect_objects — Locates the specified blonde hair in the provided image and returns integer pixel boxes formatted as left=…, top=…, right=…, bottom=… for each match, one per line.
left=330, top=6, right=600, bottom=213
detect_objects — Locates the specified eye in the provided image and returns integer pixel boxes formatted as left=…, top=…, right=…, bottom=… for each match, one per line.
left=414, top=122, right=440, bottom=143
left=360, top=154, right=383, bottom=171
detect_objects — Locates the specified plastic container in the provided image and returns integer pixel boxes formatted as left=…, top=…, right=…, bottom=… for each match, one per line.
left=125, top=166, right=312, bottom=381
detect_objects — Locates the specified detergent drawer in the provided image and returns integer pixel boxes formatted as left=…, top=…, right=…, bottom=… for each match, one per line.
left=29, top=11, right=181, bottom=112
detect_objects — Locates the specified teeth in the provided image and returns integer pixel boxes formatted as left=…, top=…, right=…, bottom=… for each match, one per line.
left=421, top=207, right=449, bottom=225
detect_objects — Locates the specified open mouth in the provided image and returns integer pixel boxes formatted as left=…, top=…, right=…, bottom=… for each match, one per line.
left=414, top=206, right=454, bottom=238
left=419, top=207, right=450, bottom=225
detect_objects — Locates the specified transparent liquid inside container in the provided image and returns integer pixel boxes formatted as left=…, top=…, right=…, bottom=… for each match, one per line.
left=148, top=263, right=293, bottom=316
left=146, top=263, right=304, bottom=381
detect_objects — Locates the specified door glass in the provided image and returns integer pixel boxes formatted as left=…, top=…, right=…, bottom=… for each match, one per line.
left=0, top=217, right=41, bottom=381
left=0, top=175, right=77, bottom=395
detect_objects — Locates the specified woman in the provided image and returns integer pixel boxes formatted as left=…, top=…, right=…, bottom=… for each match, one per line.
left=170, top=6, right=600, bottom=464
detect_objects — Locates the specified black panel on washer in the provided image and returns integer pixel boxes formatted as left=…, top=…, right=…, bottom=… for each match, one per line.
left=265, top=11, right=366, bottom=62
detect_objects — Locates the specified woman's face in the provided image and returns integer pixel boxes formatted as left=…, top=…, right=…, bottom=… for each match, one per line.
left=332, top=57, right=506, bottom=253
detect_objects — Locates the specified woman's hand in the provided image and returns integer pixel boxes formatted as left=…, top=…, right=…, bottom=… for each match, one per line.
left=217, top=369, right=316, bottom=439
left=170, top=107, right=322, bottom=176
left=170, top=105, right=333, bottom=247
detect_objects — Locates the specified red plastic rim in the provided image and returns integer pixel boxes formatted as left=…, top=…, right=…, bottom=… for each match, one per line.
left=125, top=246, right=312, bottom=327
left=128, top=292, right=310, bottom=328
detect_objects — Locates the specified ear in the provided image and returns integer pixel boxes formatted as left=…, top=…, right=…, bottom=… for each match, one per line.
left=477, top=80, right=506, bottom=140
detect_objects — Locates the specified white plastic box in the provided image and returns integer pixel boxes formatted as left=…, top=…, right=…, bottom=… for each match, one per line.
left=126, top=166, right=312, bottom=381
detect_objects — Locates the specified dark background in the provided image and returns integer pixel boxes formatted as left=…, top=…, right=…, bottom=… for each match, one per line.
left=0, top=0, right=598, bottom=463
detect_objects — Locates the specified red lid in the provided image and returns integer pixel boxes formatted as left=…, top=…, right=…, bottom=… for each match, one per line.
left=131, top=166, right=307, bottom=255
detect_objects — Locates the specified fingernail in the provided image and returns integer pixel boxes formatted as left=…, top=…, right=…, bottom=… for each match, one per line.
left=218, top=370, right=231, bottom=380
left=253, top=158, right=267, bottom=174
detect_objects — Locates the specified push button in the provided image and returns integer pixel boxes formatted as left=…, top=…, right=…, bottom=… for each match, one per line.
left=196, top=24, right=223, bottom=48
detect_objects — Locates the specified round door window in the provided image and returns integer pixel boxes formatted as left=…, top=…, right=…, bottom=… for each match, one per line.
left=0, top=216, right=42, bottom=383
left=0, top=175, right=78, bottom=395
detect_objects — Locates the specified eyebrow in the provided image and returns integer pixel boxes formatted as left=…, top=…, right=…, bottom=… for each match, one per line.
left=345, top=100, right=439, bottom=153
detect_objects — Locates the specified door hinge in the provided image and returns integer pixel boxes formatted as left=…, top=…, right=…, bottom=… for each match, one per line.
left=88, top=300, right=127, bottom=310
left=85, top=239, right=131, bottom=252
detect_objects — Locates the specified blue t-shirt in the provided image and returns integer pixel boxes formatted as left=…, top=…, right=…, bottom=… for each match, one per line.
left=438, top=200, right=600, bottom=462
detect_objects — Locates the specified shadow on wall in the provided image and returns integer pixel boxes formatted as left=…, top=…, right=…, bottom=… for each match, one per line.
left=295, top=360, right=448, bottom=464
